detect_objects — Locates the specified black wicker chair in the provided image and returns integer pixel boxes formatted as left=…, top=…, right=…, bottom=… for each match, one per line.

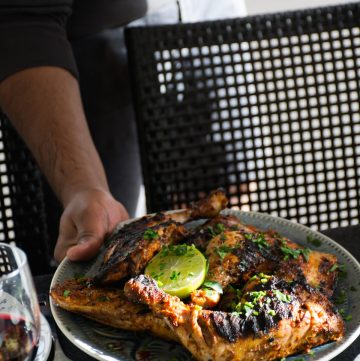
left=125, top=2, right=360, bottom=231
left=0, top=111, right=52, bottom=275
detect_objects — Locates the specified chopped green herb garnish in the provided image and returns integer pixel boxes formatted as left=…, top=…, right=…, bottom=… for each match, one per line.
left=220, top=233, right=227, bottom=241
left=339, top=308, right=352, bottom=321
left=170, top=271, right=181, bottom=281
left=273, top=290, right=291, bottom=303
left=216, top=245, right=236, bottom=260
left=74, top=273, right=87, bottom=285
left=158, top=244, right=196, bottom=258
left=338, top=264, right=347, bottom=278
left=151, top=271, right=164, bottom=281
left=214, top=223, right=225, bottom=234
left=329, top=263, right=347, bottom=278
left=207, top=223, right=226, bottom=237
left=74, top=272, right=85, bottom=281
left=307, top=235, right=322, bottom=247
left=334, top=290, right=347, bottom=305
left=63, top=290, right=71, bottom=298
left=268, top=309, right=276, bottom=316
left=243, top=302, right=254, bottom=312
left=250, top=273, right=271, bottom=284
left=233, top=289, right=268, bottom=316
left=245, top=233, right=269, bottom=249
left=168, top=244, right=192, bottom=256
left=202, top=280, right=223, bottom=294
left=97, top=296, right=111, bottom=302
left=235, top=301, right=254, bottom=316
left=143, top=229, right=159, bottom=240
left=280, top=240, right=310, bottom=262
left=248, top=290, right=267, bottom=303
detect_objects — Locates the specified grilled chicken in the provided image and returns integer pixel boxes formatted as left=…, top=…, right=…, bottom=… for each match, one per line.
left=51, top=190, right=345, bottom=361
left=96, top=189, right=228, bottom=284
left=191, top=225, right=338, bottom=307
left=50, top=278, right=177, bottom=342
left=125, top=275, right=345, bottom=361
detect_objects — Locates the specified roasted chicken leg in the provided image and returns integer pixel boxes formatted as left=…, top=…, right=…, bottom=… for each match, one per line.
left=125, top=275, right=345, bottom=361
left=50, top=278, right=177, bottom=341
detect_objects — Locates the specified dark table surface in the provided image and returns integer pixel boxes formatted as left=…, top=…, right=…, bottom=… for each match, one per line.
left=35, top=224, right=360, bottom=361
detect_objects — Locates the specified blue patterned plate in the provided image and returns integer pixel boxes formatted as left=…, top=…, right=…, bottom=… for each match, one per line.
left=50, top=210, right=360, bottom=361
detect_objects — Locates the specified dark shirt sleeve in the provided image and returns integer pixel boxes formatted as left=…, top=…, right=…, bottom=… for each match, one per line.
left=0, top=0, right=78, bottom=82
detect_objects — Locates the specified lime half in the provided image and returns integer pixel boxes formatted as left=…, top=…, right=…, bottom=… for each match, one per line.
left=145, top=244, right=207, bottom=299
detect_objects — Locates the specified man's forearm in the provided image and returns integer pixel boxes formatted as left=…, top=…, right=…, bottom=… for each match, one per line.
left=0, top=66, right=109, bottom=206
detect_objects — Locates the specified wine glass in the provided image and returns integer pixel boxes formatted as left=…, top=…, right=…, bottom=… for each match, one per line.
left=0, top=243, right=41, bottom=361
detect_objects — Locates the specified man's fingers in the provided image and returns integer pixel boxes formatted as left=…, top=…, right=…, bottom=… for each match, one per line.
left=53, top=189, right=130, bottom=263
left=66, top=234, right=103, bottom=261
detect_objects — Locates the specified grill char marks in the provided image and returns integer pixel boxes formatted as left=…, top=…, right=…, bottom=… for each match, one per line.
left=191, top=225, right=339, bottom=308
left=125, top=274, right=165, bottom=305
left=124, top=275, right=188, bottom=327
left=96, top=218, right=187, bottom=284
left=124, top=274, right=345, bottom=361
left=186, top=215, right=246, bottom=252
left=96, top=189, right=229, bottom=285
left=211, top=277, right=296, bottom=342
left=52, top=189, right=345, bottom=361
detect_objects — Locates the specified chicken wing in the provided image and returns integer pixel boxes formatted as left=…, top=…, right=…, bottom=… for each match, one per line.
left=96, top=189, right=228, bottom=284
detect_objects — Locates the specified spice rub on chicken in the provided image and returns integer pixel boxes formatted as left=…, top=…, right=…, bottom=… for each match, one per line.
left=51, top=190, right=346, bottom=361
left=189, top=220, right=338, bottom=308
left=96, top=189, right=228, bottom=284
left=50, top=277, right=177, bottom=342
left=125, top=275, right=345, bottom=361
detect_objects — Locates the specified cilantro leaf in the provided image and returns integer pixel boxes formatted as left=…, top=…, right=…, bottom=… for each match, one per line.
left=202, top=281, right=223, bottom=294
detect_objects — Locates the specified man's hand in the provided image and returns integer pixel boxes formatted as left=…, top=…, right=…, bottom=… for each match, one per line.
left=54, top=189, right=129, bottom=262
left=0, top=67, right=128, bottom=264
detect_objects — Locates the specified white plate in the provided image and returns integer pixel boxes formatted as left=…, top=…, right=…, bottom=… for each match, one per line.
left=50, top=210, right=360, bottom=361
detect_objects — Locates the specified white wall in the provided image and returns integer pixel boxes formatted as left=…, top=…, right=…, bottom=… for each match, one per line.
left=179, top=0, right=247, bottom=22
left=245, top=0, right=357, bottom=15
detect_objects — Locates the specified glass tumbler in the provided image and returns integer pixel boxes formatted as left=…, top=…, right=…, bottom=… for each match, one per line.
left=0, top=243, right=41, bottom=361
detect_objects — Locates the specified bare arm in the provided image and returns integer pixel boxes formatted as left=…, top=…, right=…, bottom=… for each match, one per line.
left=0, top=66, right=129, bottom=261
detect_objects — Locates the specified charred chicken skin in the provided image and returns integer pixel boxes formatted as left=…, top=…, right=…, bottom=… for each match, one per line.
left=50, top=277, right=177, bottom=342
left=190, top=220, right=338, bottom=308
left=51, top=190, right=345, bottom=361
left=125, top=275, right=345, bottom=361
left=96, top=189, right=228, bottom=284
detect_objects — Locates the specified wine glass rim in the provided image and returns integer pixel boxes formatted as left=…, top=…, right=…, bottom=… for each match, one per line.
left=0, top=242, right=28, bottom=281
